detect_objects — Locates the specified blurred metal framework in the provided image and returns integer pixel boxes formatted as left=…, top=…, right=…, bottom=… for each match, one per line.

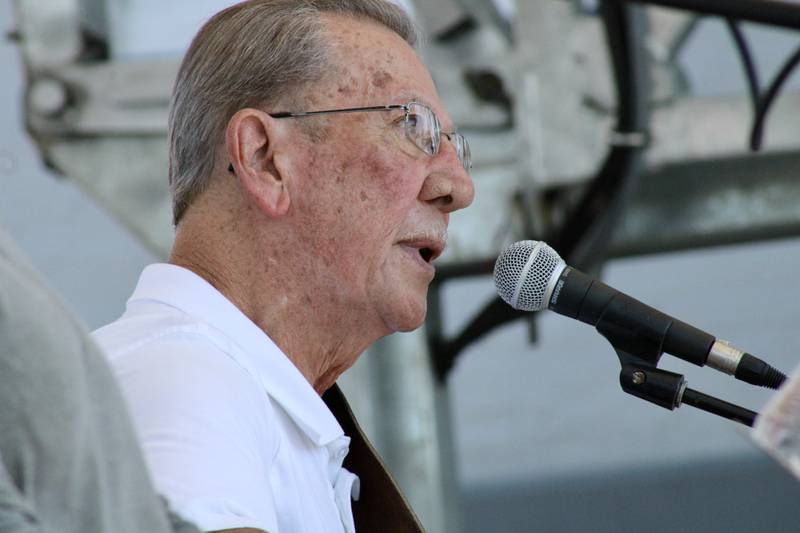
left=10, top=0, right=800, bottom=531
left=427, top=0, right=800, bottom=382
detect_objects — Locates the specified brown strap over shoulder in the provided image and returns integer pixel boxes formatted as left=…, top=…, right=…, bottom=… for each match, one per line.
left=323, top=385, right=425, bottom=533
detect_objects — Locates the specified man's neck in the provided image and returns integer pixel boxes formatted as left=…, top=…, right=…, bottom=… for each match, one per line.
left=169, top=222, right=383, bottom=394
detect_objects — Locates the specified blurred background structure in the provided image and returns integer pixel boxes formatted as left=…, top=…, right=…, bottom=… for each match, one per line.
left=4, top=0, right=800, bottom=531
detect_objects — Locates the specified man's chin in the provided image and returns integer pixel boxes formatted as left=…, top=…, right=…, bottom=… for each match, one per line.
left=394, top=318, right=424, bottom=333
left=381, top=299, right=427, bottom=334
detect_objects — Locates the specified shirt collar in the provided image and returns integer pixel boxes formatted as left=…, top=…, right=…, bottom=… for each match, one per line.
left=128, top=263, right=346, bottom=448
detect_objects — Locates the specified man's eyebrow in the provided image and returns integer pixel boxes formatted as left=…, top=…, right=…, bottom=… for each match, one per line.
left=394, top=91, right=425, bottom=105
left=393, top=92, right=457, bottom=130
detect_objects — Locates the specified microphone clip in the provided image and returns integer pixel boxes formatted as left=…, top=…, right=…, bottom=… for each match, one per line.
left=609, top=345, right=757, bottom=427
left=619, top=361, right=686, bottom=411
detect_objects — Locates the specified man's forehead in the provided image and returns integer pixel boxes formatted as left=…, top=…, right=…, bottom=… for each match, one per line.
left=324, top=15, right=422, bottom=86
left=322, top=15, right=454, bottom=128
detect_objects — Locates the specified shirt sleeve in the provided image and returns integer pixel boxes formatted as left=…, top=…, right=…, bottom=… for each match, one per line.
left=110, top=333, right=280, bottom=533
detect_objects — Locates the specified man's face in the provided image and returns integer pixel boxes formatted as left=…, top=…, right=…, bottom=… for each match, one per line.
left=285, top=15, right=474, bottom=336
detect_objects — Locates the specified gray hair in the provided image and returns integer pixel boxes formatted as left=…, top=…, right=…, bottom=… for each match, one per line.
left=168, top=0, right=418, bottom=225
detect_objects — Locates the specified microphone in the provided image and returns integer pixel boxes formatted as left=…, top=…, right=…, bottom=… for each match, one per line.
left=493, top=240, right=786, bottom=390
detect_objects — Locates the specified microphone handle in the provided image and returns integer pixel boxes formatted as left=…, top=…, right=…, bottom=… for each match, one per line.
left=549, top=266, right=713, bottom=366
left=549, top=267, right=786, bottom=389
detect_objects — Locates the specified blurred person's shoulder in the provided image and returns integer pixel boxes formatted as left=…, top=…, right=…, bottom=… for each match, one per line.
left=0, top=226, right=199, bottom=533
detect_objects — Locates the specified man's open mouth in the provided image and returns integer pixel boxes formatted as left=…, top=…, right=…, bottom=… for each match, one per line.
left=419, top=247, right=435, bottom=263
left=397, top=233, right=445, bottom=267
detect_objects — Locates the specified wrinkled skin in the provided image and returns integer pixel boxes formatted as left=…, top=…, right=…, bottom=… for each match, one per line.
left=282, top=14, right=475, bottom=337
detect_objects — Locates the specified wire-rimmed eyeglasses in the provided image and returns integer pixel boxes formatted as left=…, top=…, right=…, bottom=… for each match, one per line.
left=268, top=101, right=471, bottom=171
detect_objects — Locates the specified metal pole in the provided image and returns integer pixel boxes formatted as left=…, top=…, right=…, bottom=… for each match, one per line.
left=367, top=330, right=460, bottom=533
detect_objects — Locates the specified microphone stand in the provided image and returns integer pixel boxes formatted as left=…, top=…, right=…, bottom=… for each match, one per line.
left=597, top=316, right=760, bottom=427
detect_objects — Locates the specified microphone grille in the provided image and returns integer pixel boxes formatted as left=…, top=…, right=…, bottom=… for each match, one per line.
left=493, top=240, right=565, bottom=311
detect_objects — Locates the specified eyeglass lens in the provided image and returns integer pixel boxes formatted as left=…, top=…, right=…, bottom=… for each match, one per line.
left=404, top=103, right=471, bottom=171
left=405, top=102, right=439, bottom=156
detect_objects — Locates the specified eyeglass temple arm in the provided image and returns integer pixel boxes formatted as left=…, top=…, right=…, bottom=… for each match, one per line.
left=269, top=104, right=408, bottom=119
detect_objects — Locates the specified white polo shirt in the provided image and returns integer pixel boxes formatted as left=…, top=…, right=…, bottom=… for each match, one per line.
left=93, top=264, right=359, bottom=533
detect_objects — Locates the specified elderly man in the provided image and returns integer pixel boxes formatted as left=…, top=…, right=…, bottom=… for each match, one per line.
left=94, top=0, right=473, bottom=532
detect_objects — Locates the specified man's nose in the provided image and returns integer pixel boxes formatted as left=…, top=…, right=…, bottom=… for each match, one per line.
left=421, top=144, right=475, bottom=213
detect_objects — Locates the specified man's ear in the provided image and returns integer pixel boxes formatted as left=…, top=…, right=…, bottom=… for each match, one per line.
left=226, top=108, right=290, bottom=217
